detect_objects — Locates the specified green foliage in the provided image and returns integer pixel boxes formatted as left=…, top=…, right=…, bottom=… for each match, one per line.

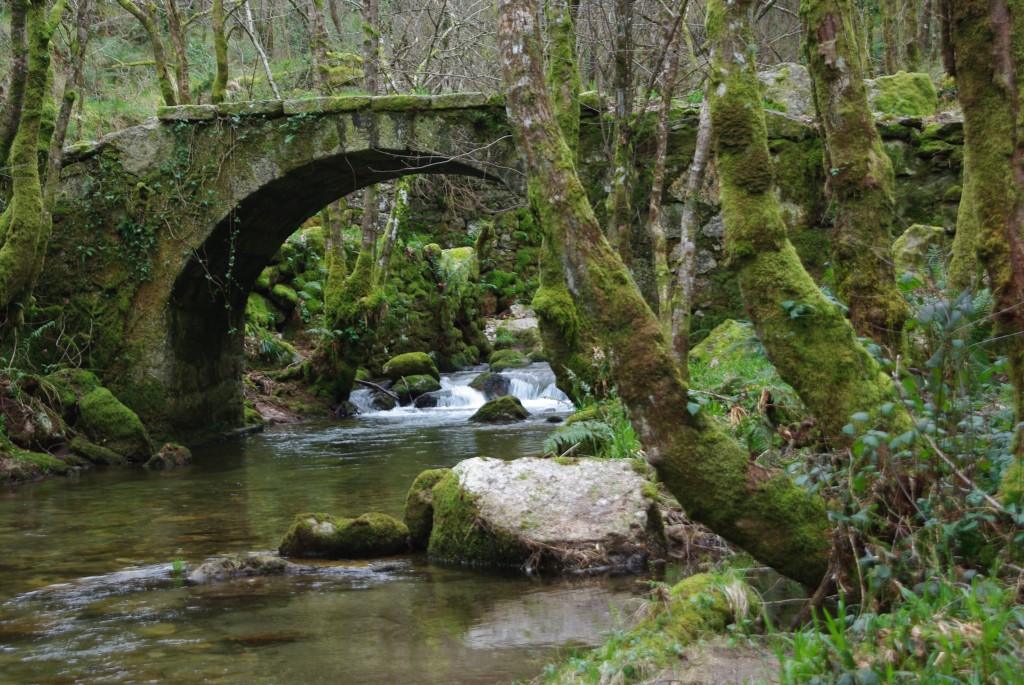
left=544, top=397, right=642, bottom=460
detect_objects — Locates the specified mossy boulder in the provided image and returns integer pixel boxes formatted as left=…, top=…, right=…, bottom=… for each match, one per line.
left=868, top=71, right=938, bottom=116
left=393, top=374, right=442, bottom=404
left=404, top=468, right=451, bottom=549
left=187, top=552, right=296, bottom=583
left=145, top=442, right=193, bottom=469
left=78, top=387, right=154, bottom=461
left=893, top=224, right=948, bottom=279
left=278, top=512, right=410, bottom=559
left=383, top=352, right=440, bottom=381
left=468, top=372, right=512, bottom=400
left=427, top=457, right=667, bottom=573
left=69, top=436, right=128, bottom=465
left=469, top=395, right=530, bottom=423
left=270, top=283, right=299, bottom=310
left=757, top=62, right=813, bottom=117
left=488, top=349, right=530, bottom=372
left=688, top=319, right=757, bottom=369
left=246, top=292, right=278, bottom=328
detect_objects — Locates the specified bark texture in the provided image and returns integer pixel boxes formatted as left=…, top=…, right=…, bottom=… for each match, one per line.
left=0, top=0, right=29, bottom=169
left=801, top=0, right=909, bottom=351
left=497, top=0, right=830, bottom=587
left=946, top=0, right=1024, bottom=500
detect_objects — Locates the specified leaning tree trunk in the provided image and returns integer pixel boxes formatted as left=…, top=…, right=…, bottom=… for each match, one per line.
left=0, top=0, right=66, bottom=326
left=706, top=0, right=906, bottom=441
left=211, top=0, right=229, bottom=103
left=801, top=0, right=909, bottom=351
left=44, top=0, right=91, bottom=205
left=945, top=0, right=1024, bottom=503
left=497, top=0, right=831, bottom=587
left=115, top=0, right=177, bottom=106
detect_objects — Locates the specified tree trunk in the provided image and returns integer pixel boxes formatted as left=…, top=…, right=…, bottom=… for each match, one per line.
left=242, top=0, right=281, bottom=99
left=115, top=0, right=177, bottom=106
left=165, top=0, right=192, bottom=104
left=944, top=0, right=1024, bottom=503
left=362, top=0, right=380, bottom=95
left=309, top=0, right=333, bottom=94
left=669, top=96, right=712, bottom=366
left=497, top=0, right=830, bottom=587
left=707, top=0, right=905, bottom=441
left=881, top=0, right=902, bottom=73
left=801, top=0, right=909, bottom=352
left=0, top=0, right=28, bottom=170
left=45, top=0, right=91, bottom=205
left=211, top=0, right=229, bottom=103
left=0, top=0, right=66, bottom=326
left=605, top=0, right=635, bottom=266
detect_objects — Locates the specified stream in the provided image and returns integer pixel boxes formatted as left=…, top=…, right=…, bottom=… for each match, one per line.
left=0, top=365, right=648, bottom=684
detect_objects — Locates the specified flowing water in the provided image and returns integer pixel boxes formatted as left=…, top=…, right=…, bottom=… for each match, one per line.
left=0, top=365, right=647, bottom=684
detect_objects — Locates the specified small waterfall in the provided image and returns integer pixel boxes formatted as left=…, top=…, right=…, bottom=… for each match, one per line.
left=349, top=388, right=378, bottom=413
left=501, top=364, right=571, bottom=403
left=436, top=380, right=487, bottom=408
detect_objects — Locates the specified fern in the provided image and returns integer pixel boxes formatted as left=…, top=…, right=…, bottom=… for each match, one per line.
left=543, top=420, right=615, bottom=457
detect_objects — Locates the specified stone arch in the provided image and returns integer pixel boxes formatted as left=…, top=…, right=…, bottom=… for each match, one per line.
left=165, top=148, right=517, bottom=434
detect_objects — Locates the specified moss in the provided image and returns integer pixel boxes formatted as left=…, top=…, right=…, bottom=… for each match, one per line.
left=270, top=283, right=299, bottom=309
left=278, top=512, right=410, bottom=559
left=403, top=468, right=451, bottom=549
left=999, top=460, right=1023, bottom=506
left=382, top=352, right=440, bottom=381
left=245, top=293, right=276, bottom=328
left=488, top=348, right=530, bottom=371
left=688, top=320, right=756, bottom=367
left=893, top=224, right=948, bottom=277
left=69, top=436, right=128, bottom=465
left=870, top=71, right=938, bottom=116
left=392, top=374, right=441, bottom=404
left=427, top=469, right=530, bottom=566
left=78, top=386, right=154, bottom=462
left=468, top=395, right=530, bottom=423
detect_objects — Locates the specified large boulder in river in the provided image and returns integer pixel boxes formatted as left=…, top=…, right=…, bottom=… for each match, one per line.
left=488, top=349, right=531, bottom=372
left=404, top=468, right=451, bottom=549
left=422, top=457, right=666, bottom=573
left=78, top=386, right=154, bottom=461
left=469, top=395, right=529, bottom=423
left=278, top=512, right=410, bottom=559
left=383, top=352, right=440, bottom=381
left=187, top=552, right=296, bottom=583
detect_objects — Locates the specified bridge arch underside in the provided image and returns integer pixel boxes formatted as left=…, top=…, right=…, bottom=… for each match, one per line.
left=165, top=149, right=514, bottom=434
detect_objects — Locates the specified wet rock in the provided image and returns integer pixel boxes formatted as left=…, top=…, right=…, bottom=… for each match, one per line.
left=78, top=387, right=154, bottom=461
left=145, top=442, right=193, bottom=470
left=69, top=436, right=127, bottom=465
left=393, top=374, right=441, bottom=405
left=278, top=512, right=410, bottom=559
left=383, top=352, right=440, bottom=381
left=370, top=390, right=398, bottom=411
left=413, top=391, right=444, bottom=409
left=186, top=552, right=296, bottom=583
left=426, top=457, right=666, bottom=573
left=468, top=372, right=511, bottom=400
left=469, top=395, right=529, bottom=423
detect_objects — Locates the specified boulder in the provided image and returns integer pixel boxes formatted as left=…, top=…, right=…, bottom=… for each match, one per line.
left=488, top=349, right=531, bottom=372
left=413, top=391, right=444, bottom=409
left=689, top=319, right=757, bottom=369
left=867, top=71, right=938, bottom=116
left=186, top=552, right=296, bottom=583
left=145, top=442, right=193, bottom=470
left=893, top=224, right=948, bottom=279
left=468, top=372, right=512, bottom=400
left=278, top=512, right=410, bottom=559
left=78, top=386, right=153, bottom=461
left=425, top=457, right=666, bottom=573
left=383, top=352, right=440, bottom=381
left=393, top=374, right=442, bottom=404
left=469, top=395, right=529, bottom=423
left=69, top=436, right=127, bottom=465
left=757, top=62, right=813, bottom=117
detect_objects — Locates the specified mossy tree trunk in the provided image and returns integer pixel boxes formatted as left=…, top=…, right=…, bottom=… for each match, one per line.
left=944, top=0, right=1024, bottom=500
left=44, top=0, right=90, bottom=204
left=801, top=0, right=909, bottom=351
left=0, top=0, right=28, bottom=170
left=0, top=0, right=66, bottom=326
left=115, top=0, right=177, bottom=106
left=604, top=0, right=635, bottom=267
left=309, top=0, right=333, bottom=94
left=707, top=0, right=905, bottom=441
left=211, top=0, right=229, bottom=104
left=165, top=0, right=192, bottom=104
left=497, top=0, right=831, bottom=587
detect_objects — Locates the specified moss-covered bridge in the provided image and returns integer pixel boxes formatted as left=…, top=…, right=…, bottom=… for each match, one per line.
left=45, top=92, right=961, bottom=441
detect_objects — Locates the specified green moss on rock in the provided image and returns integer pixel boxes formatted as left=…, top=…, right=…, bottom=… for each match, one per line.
left=688, top=320, right=757, bottom=367
left=488, top=348, right=531, bottom=372
left=78, top=387, right=154, bottom=462
left=870, top=71, right=938, bottom=116
left=145, top=442, right=193, bottom=469
left=278, top=512, right=410, bottom=559
left=403, top=468, right=451, bottom=549
left=383, top=352, right=440, bottom=381
left=69, top=436, right=128, bottom=465
left=469, top=395, right=530, bottom=423
left=393, top=374, right=442, bottom=404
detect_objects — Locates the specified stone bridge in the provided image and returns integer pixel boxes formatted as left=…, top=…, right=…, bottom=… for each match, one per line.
left=50, top=93, right=524, bottom=439
left=46, top=92, right=960, bottom=441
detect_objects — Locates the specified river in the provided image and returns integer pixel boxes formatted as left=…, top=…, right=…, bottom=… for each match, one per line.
left=0, top=365, right=646, bottom=684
